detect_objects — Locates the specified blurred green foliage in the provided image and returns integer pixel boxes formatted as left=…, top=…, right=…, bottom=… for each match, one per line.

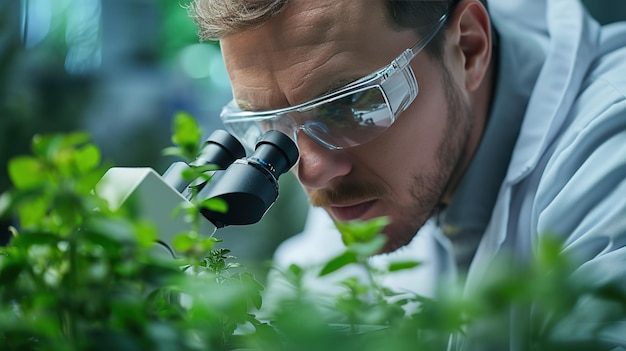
left=0, top=115, right=271, bottom=350
left=1, top=121, right=625, bottom=350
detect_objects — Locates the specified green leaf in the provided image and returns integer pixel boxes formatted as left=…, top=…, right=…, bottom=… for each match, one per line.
left=32, top=132, right=91, bottom=165
left=288, top=263, right=302, bottom=277
left=8, top=156, right=47, bottom=190
left=83, top=231, right=124, bottom=254
left=173, top=232, right=196, bottom=252
left=31, top=133, right=55, bottom=158
left=0, top=191, right=11, bottom=218
left=133, top=221, right=158, bottom=248
left=192, top=164, right=220, bottom=174
left=336, top=216, right=389, bottom=246
left=171, top=111, right=202, bottom=151
left=76, top=167, right=108, bottom=194
left=240, top=272, right=264, bottom=310
left=181, top=167, right=203, bottom=181
left=183, top=165, right=217, bottom=184
left=200, top=198, right=228, bottom=214
left=347, top=234, right=387, bottom=256
left=0, top=259, right=25, bottom=286
left=536, top=234, right=566, bottom=271
left=319, top=251, right=358, bottom=276
left=74, top=144, right=101, bottom=174
left=161, top=146, right=185, bottom=158
left=199, top=237, right=218, bottom=251
left=11, top=231, right=60, bottom=248
left=32, top=133, right=67, bottom=160
left=59, top=132, right=91, bottom=147
left=388, top=260, right=422, bottom=272
left=18, top=196, right=49, bottom=228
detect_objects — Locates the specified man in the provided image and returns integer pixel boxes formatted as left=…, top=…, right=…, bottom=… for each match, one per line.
left=189, top=0, right=626, bottom=347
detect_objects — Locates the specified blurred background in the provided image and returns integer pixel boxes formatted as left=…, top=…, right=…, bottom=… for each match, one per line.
left=1, top=0, right=625, bottom=279
left=0, top=0, right=309, bottom=280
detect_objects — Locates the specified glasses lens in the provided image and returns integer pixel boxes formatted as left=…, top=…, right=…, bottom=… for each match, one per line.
left=300, top=86, right=392, bottom=148
left=222, top=118, right=260, bottom=151
left=223, top=85, right=393, bottom=150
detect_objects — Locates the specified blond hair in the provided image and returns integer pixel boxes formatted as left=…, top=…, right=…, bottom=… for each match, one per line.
left=187, top=0, right=474, bottom=59
left=187, top=0, right=289, bottom=40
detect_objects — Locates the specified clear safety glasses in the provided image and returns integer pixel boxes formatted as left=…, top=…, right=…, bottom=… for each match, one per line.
left=220, top=13, right=449, bottom=151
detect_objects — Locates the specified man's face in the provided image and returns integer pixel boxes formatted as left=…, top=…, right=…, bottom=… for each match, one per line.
left=221, top=0, right=477, bottom=252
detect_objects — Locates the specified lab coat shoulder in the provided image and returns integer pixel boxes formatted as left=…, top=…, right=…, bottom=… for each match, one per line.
left=533, top=71, right=626, bottom=257
left=458, top=8, right=626, bottom=350
left=467, top=1, right=626, bottom=284
left=534, top=26, right=626, bottom=255
left=529, top=44, right=626, bottom=345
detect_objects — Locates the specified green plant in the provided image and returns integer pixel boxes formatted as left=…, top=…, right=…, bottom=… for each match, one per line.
left=0, top=112, right=270, bottom=350
left=1, top=112, right=625, bottom=351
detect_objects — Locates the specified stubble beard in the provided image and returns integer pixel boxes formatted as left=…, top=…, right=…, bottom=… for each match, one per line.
left=308, top=66, right=473, bottom=254
left=381, top=66, right=472, bottom=253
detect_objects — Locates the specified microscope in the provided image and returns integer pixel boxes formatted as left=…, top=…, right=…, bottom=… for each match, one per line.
left=95, top=130, right=299, bottom=258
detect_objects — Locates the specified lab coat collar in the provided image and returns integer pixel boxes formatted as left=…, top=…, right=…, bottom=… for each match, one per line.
left=440, top=18, right=546, bottom=273
left=460, top=0, right=603, bottom=296
left=504, top=0, right=601, bottom=184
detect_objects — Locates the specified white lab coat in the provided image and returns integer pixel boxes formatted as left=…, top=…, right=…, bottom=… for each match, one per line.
left=267, top=0, right=626, bottom=347
left=473, top=0, right=626, bottom=281
left=450, top=0, right=626, bottom=349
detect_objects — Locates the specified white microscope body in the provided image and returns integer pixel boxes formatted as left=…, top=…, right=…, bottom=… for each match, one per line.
left=94, top=130, right=299, bottom=258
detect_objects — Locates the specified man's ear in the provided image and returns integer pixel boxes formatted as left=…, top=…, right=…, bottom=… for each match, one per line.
left=447, top=0, right=492, bottom=92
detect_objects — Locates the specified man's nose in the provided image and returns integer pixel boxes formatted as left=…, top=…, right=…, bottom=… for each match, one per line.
left=295, top=132, right=351, bottom=189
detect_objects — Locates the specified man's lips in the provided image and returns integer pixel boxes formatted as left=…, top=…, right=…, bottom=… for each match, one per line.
left=329, top=200, right=377, bottom=222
